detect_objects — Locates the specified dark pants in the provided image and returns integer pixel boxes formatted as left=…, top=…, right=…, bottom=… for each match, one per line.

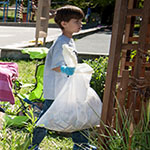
left=0, top=107, right=5, bottom=113
left=32, top=99, right=89, bottom=147
left=32, top=99, right=53, bottom=146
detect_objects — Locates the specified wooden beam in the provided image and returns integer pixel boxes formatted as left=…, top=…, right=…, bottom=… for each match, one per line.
left=35, top=0, right=51, bottom=46
left=127, top=9, right=143, bottom=16
left=115, top=70, right=129, bottom=129
left=134, top=0, right=150, bottom=78
left=122, top=43, right=139, bottom=49
left=101, top=0, right=128, bottom=127
left=119, top=0, right=138, bottom=76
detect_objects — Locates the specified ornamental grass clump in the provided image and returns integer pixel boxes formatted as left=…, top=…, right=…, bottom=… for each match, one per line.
left=90, top=98, right=150, bottom=150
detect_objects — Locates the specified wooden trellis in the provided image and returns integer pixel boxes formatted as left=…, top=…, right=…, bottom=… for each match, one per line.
left=100, top=0, right=150, bottom=133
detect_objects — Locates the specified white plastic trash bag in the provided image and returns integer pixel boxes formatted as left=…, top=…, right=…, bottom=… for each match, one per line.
left=36, top=44, right=103, bottom=132
left=62, top=44, right=78, bottom=67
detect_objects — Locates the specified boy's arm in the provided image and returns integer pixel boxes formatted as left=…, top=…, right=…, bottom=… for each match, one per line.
left=52, top=66, right=75, bottom=76
left=52, top=66, right=61, bottom=72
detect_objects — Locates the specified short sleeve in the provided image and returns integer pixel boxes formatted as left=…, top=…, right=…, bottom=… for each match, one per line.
left=50, top=41, right=65, bottom=69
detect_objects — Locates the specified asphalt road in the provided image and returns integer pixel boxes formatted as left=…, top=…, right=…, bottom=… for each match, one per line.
left=75, top=30, right=111, bottom=55
left=0, top=26, right=111, bottom=55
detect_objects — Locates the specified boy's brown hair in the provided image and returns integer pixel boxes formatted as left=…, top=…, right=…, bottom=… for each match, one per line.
left=54, top=5, right=84, bottom=29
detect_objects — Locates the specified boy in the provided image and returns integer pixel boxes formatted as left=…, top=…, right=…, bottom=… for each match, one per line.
left=29, top=5, right=97, bottom=150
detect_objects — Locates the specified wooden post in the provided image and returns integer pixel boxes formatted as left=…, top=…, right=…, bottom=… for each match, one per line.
left=113, top=70, right=129, bottom=129
left=35, top=0, right=51, bottom=46
left=100, top=0, right=128, bottom=128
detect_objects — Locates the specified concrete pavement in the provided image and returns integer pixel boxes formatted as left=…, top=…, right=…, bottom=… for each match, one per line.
left=0, top=26, right=61, bottom=48
left=0, top=25, right=111, bottom=59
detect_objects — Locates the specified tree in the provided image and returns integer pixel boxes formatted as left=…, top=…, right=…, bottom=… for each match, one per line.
left=51, top=0, right=115, bottom=25
left=89, top=0, right=115, bottom=25
left=9, top=0, right=16, bottom=6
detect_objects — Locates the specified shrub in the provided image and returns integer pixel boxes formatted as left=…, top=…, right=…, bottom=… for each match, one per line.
left=83, top=56, right=108, bottom=100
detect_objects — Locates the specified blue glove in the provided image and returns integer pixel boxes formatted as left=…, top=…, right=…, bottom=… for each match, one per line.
left=60, top=65, right=75, bottom=76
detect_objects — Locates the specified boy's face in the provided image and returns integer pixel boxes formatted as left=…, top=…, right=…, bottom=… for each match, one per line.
left=61, top=18, right=82, bottom=35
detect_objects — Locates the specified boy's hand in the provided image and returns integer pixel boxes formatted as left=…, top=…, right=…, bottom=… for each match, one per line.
left=60, top=65, right=75, bottom=76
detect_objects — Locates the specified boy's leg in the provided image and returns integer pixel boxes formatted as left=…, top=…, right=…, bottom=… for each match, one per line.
left=32, top=127, right=47, bottom=147
left=72, top=130, right=89, bottom=144
left=37, top=99, right=54, bottom=120
left=72, top=130, right=88, bottom=150
left=0, top=107, right=5, bottom=113
left=30, top=99, right=54, bottom=148
left=72, top=130, right=97, bottom=150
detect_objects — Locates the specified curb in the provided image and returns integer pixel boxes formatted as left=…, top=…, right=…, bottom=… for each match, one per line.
left=0, top=22, right=58, bottom=28
left=0, top=22, right=99, bottom=29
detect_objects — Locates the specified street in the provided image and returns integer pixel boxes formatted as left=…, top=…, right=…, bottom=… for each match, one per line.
left=75, top=30, right=111, bottom=55
left=0, top=26, right=111, bottom=55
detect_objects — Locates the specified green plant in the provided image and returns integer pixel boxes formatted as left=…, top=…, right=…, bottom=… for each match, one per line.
left=25, top=108, right=37, bottom=134
left=0, top=60, right=73, bottom=149
left=23, top=0, right=28, bottom=7
left=90, top=97, right=150, bottom=150
left=2, top=59, right=150, bottom=149
left=83, top=57, right=108, bottom=100
left=0, top=123, right=31, bottom=150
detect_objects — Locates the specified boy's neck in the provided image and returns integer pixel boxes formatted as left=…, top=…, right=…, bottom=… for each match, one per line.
left=62, top=31, right=73, bottom=38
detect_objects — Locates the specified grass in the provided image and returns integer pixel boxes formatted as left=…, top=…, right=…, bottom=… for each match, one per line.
left=0, top=60, right=74, bottom=150
left=0, top=9, right=15, bottom=22
left=1, top=59, right=150, bottom=150
left=0, top=9, right=55, bottom=23
left=0, top=59, right=106, bottom=149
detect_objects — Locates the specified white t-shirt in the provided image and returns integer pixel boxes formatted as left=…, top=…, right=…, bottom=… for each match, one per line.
left=43, top=34, right=77, bottom=99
